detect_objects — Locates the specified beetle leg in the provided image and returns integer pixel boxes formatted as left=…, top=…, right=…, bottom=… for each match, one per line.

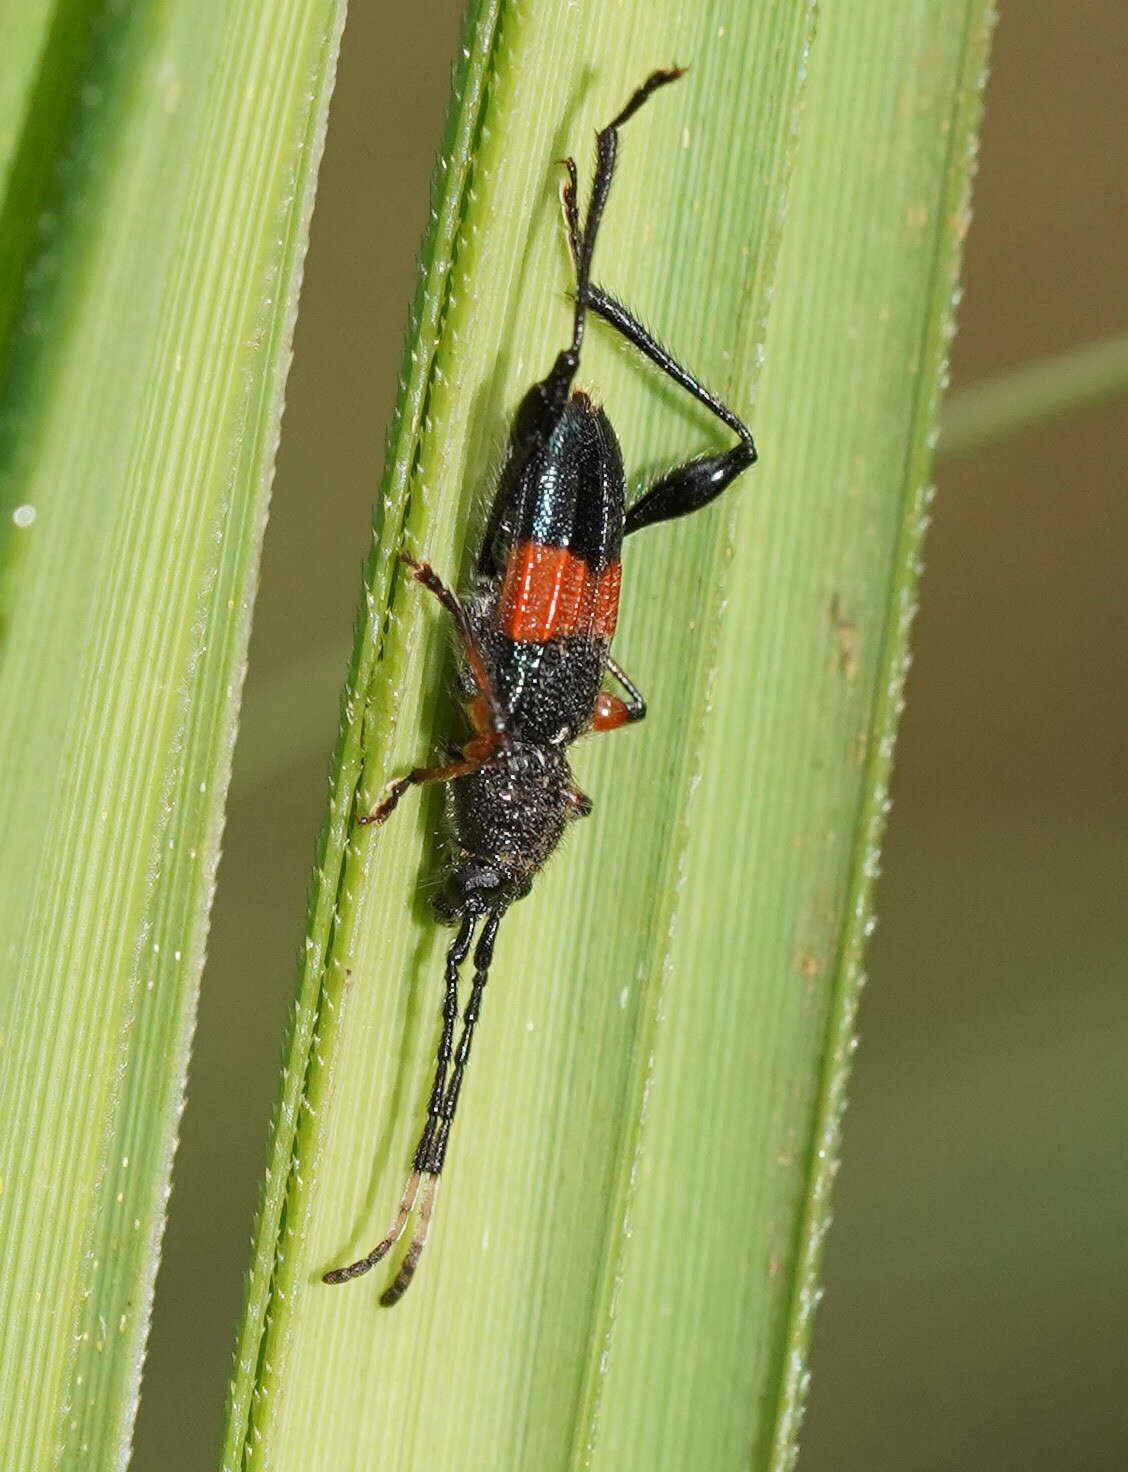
left=558, top=86, right=758, bottom=536
left=624, top=440, right=757, bottom=536
left=564, top=68, right=686, bottom=359
left=358, top=748, right=486, bottom=826
left=566, top=783, right=592, bottom=818
left=590, top=656, right=647, bottom=733
left=560, top=155, right=582, bottom=265
left=566, top=286, right=757, bottom=535
left=607, top=655, right=647, bottom=720
left=399, top=553, right=507, bottom=736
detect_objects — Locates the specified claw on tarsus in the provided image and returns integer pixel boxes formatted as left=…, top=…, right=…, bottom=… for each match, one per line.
left=322, top=1169, right=441, bottom=1306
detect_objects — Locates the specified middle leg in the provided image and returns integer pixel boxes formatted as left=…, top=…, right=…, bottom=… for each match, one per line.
left=592, top=654, right=647, bottom=732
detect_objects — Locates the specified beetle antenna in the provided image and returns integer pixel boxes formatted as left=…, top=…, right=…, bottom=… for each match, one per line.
left=378, top=1170, right=441, bottom=1306
left=321, top=1169, right=422, bottom=1285
left=418, top=910, right=500, bottom=1171
left=322, top=910, right=503, bottom=1301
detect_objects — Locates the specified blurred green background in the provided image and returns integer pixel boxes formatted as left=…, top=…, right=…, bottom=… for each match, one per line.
left=132, top=1, right=1127, bottom=1467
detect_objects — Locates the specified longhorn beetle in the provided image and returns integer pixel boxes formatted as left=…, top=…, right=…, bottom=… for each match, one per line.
left=324, top=67, right=756, bottom=1304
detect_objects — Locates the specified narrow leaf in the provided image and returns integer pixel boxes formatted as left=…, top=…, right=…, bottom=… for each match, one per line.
left=225, top=1, right=816, bottom=1465
left=940, top=330, right=1128, bottom=460
left=225, top=0, right=993, bottom=1467
left=0, top=1, right=346, bottom=1465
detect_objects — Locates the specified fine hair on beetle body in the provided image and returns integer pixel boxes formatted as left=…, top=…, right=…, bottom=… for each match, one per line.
left=323, top=66, right=757, bottom=1306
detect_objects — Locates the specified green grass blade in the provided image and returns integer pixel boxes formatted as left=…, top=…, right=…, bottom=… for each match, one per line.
left=0, top=0, right=101, bottom=364
left=940, top=330, right=1128, bottom=459
left=225, top=0, right=992, bottom=1467
left=224, top=2, right=816, bottom=1467
left=594, top=6, right=996, bottom=1465
left=0, top=2, right=345, bottom=1465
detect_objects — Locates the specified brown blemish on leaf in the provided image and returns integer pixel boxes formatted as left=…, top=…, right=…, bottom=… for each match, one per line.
left=830, top=594, right=858, bottom=680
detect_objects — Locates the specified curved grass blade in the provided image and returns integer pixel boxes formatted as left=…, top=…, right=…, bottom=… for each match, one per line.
left=0, top=1, right=347, bottom=1464
left=223, top=1, right=818, bottom=1467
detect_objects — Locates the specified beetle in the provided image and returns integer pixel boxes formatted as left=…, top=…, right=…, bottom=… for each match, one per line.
left=324, top=67, right=757, bottom=1304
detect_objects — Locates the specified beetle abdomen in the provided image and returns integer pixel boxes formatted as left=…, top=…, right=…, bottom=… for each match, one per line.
left=472, top=394, right=627, bottom=743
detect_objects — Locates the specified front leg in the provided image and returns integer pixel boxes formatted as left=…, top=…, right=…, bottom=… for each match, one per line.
left=359, top=742, right=492, bottom=827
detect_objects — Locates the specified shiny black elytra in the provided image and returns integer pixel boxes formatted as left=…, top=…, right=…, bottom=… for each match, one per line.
left=323, top=68, right=756, bottom=1305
